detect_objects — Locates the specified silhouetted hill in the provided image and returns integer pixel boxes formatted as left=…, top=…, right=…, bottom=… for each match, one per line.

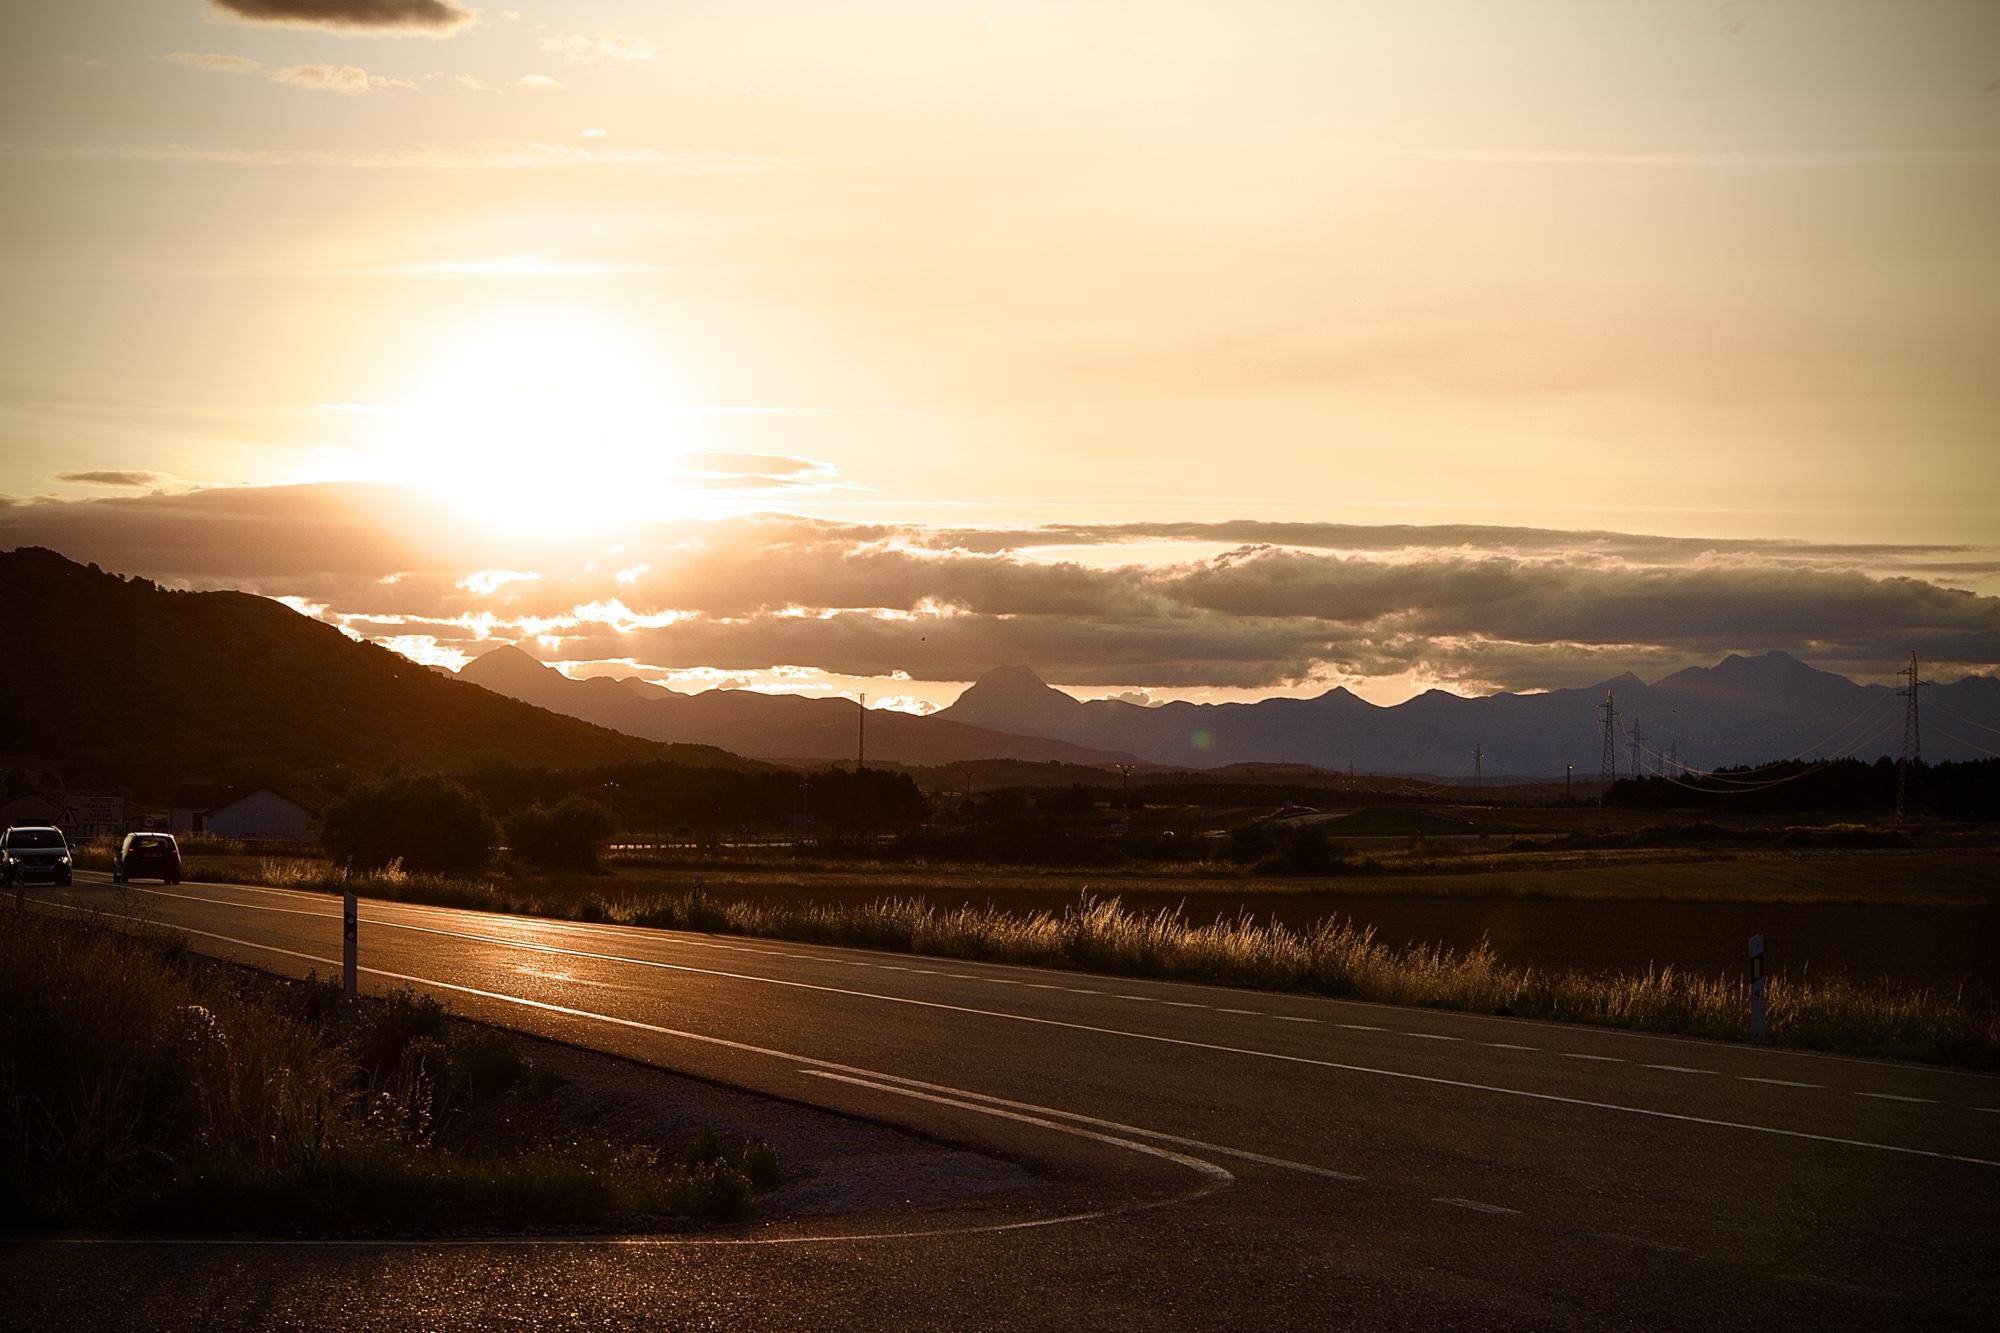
left=0, top=548, right=757, bottom=797
left=457, top=646, right=1144, bottom=767
left=935, top=658, right=2000, bottom=776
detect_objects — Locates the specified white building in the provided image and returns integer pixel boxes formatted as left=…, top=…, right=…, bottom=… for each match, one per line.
left=171, top=785, right=333, bottom=843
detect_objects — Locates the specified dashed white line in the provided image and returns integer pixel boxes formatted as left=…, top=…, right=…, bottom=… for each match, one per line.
left=1162, top=1001, right=1208, bottom=1009
left=1645, top=1065, right=1718, bottom=1075
left=1563, top=1053, right=1624, bottom=1063
left=1742, top=1077, right=1821, bottom=1089
left=1590, top=1231, right=1686, bottom=1254
left=1339, top=1024, right=1385, bottom=1032
left=1856, top=1092, right=1938, bottom=1105
left=1435, top=1197, right=1520, bottom=1216
left=1483, top=1042, right=1537, bottom=1051
left=1407, top=1033, right=1461, bottom=1042
left=1218, top=1008, right=1261, bottom=1016
left=1275, top=1016, right=1320, bottom=1024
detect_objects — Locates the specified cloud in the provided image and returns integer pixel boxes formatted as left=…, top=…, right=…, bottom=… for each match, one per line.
left=270, top=64, right=374, bottom=93
left=538, top=32, right=655, bottom=64
left=517, top=74, right=564, bottom=91
left=206, top=0, right=477, bottom=37
left=54, top=470, right=167, bottom=487
left=3, top=484, right=1995, bottom=694
left=160, top=51, right=265, bottom=74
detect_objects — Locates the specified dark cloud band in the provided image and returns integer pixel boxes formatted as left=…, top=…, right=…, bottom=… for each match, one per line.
left=208, top=0, right=477, bottom=35
left=2, top=482, right=1993, bottom=691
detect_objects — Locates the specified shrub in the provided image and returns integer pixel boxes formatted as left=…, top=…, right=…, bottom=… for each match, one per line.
left=322, top=774, right=499, bottom=873
left=504, top=796, right=617, bottom=870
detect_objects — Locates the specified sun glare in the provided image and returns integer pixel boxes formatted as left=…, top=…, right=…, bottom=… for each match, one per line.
left=399, top=328, right=686, bottom=531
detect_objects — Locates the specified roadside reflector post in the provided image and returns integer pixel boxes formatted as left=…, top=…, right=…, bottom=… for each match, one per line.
left=342, top=856, right=358, bottom=1004
left=1748, top=934, right=1766, bottom=1044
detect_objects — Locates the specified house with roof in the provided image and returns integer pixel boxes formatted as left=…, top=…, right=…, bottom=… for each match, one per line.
left=169, top=784, right=336, bottom=843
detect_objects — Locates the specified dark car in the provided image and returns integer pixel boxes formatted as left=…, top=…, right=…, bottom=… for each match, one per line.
left=114, top=831, right=181, bottom=885
left=1, top=826, right=73, bottom=888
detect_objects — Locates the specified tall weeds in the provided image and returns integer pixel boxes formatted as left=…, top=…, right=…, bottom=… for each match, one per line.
left=0, top=909, right=778, bottom=1231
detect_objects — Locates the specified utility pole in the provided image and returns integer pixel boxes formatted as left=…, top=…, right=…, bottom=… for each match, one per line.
left=1472, top=744, right=1483, bottom=790
left=857, top=692, right=866, bottom=771
left=1565, top=763, right=1572, bottom=803
left=1896, top=652, right=1923, bottom=822
left=1598, top=690, right=1619, bottom=786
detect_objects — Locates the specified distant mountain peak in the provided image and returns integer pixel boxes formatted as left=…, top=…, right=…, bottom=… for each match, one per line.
left=974, top=664, right=1052, bottom=690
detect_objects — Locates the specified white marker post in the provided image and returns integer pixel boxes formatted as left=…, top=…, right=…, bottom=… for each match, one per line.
left=1748, top=933, right=1766, bottom=1043
left=341, top=856, right=358, bottom=1004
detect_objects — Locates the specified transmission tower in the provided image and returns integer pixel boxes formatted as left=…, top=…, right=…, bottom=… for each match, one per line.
left=1598, top=690, right=1619, bottom=785
left=1896, top=653, right=1923, bottom=822
left=857, top=692, right=866, bottom=770
left=1472, top=744, right=1483, bottom=790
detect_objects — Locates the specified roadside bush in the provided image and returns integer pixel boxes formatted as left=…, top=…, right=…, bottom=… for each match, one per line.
left=322, top=773, right=499, bottom=873
left=505, top=796, right=617, bottom=871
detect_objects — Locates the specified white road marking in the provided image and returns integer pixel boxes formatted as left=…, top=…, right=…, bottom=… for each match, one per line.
left=1563, top=1054, right=1624, bottom=1063
left=1778, top=1274, right=1903, bottom=1301
left=802, top=1071, right=1234, bottom=1183
left=1483, top=1043, right=1537, bottom=1051
left=1275, top=1016, right=1320, bottom=1024
left=1856, top=1092, right=1937, bottom=1104
left=1434, top=1198, right=1519, bottom=1216
left=84, top=890, right=2000, bottom=1171
left=1590, top=1231, right=1686, bottom=1253
left=1163, top=1001, right=1208, bottom=1009
left=1742, top=1077, right=1821, bottom=1089
left=1218, top=1008, right=1261, bottom=1016
left=1407, top=1033, right=1460, bottom=1042
left=1644, top=1065, right=1717, bottom=1075
left=1339, top=1024, right=1385, bottom=1032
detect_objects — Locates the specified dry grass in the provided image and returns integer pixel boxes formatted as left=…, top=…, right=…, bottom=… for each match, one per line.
left=197, top=856, right=2000, bottom=1070
left=1, top=906, right=779, bottom=1232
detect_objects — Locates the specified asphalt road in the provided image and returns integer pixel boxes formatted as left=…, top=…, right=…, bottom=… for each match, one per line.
left=7, top=869, right=1998, bottom=1331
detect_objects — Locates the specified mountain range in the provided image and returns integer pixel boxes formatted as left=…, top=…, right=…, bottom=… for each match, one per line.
left=466, top=648, right=2000, bottom=778
left=456, top=646, right=1143, bottom=767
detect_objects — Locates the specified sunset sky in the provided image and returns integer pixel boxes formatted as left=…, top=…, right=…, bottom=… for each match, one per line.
left=2, top=1, right=1996, bottom=710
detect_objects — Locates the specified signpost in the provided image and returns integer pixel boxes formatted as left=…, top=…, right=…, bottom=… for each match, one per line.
left=342, top=856, right=357, bottom=1004
left=1748, top=934, right=1766, bottom=1043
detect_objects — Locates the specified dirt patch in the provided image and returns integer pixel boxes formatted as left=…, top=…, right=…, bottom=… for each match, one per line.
left=512, top=1032, right=1038, bottom=1220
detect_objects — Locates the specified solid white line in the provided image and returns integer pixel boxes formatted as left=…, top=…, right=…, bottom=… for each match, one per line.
left=90, top=893, right=2000, bottom=1171
left=1435, top=1197, right=1520, bottom=1216
left=812, top=1070, right=1362, bottom=1181
left=800, top=1071, right=1234, bottom=1183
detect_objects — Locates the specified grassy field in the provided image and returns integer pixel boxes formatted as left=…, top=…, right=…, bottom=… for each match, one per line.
left=1, top=906, right=781, bottom=1234
left=91, top=846, right=2000, bottom=1070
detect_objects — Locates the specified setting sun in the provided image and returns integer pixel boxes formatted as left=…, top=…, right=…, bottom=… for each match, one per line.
left=399, top=327, right=684, bottom=531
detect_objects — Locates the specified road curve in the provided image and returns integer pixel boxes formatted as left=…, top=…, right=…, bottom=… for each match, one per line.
left=8, top=869, right=1998, bottom=1332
